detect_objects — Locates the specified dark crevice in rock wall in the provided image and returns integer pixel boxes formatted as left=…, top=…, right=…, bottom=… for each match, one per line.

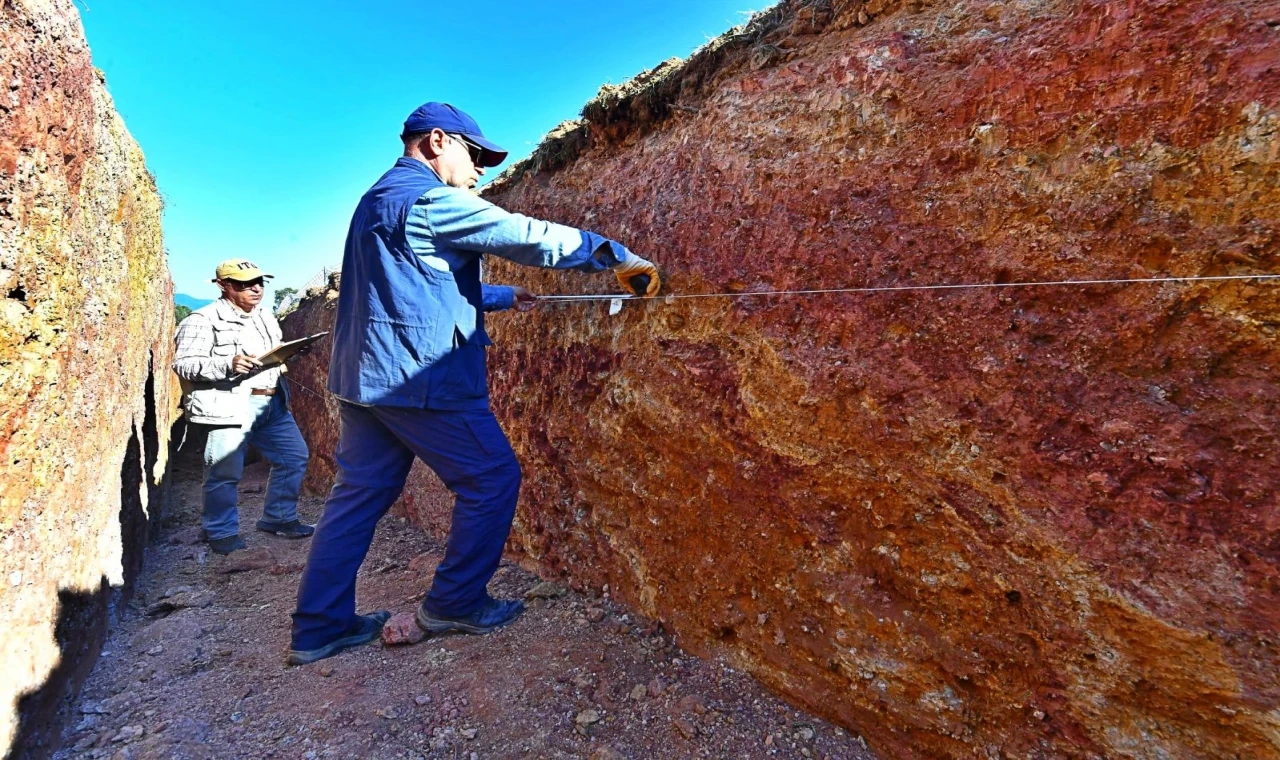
left=118, top=418, right=147, bottom=605
left=120, top=357, right=164, bottom=587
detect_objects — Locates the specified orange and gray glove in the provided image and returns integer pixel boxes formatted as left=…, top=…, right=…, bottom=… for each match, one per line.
left=612, top=248, right=661, bottom=297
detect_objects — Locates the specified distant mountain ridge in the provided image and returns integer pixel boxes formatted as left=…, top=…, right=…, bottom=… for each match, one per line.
left=175, top=293, right=214, bottom=310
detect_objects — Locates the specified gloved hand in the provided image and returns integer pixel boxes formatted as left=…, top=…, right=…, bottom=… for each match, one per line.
left=612, top=248, right=661, bottom=297
left=511, top=285, right=537, bottom=312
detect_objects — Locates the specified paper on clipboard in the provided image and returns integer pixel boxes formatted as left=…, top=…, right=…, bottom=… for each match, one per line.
left=255, top=332, right=329, bottom=369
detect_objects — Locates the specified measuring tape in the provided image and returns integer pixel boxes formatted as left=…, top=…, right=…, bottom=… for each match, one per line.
left=534, top=273, right=1280, bottom=302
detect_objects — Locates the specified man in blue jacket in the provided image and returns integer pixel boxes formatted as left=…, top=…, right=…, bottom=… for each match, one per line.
left=287, top=102, right=660, bottom=665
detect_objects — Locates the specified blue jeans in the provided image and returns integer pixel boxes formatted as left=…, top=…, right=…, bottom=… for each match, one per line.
left=290, top=402, right=521, bottom=650
left=202, top=393, right=309, bottom=540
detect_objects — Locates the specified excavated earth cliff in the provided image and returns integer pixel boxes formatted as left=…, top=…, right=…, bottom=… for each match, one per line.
left=0, top=0, right=174, bottom=756
left=285, top=0, right=1280, bottom=757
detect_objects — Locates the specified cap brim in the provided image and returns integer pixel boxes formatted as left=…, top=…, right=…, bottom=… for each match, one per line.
left=463, top=133, right=508, bottom=168
left=219, top=272, right=274, bottom=281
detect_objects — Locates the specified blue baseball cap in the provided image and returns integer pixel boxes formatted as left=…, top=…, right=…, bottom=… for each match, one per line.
left=401, top=102, right=508, bottom=168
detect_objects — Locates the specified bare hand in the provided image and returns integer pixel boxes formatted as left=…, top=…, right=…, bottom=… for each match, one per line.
left=512, top=286, right=537, bottom=312
left=231, top=354, right=262, bottom=374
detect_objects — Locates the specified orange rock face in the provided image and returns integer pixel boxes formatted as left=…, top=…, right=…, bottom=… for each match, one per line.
left=287, top=1, right=1280, bottom=756
left=0, top=0, right=174, bottom=754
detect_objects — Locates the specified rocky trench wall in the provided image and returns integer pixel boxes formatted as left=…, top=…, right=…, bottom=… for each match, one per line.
left=0, top=0, right=175, bottom=756
left=284, top=0, right=1280, bottom=757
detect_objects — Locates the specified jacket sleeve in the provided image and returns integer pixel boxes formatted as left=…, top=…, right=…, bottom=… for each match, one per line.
left=481, top=284, right=516, bottom=312
left=173, top=313, right=234, bottom=381
left=416, top=187, right=626, bottom=273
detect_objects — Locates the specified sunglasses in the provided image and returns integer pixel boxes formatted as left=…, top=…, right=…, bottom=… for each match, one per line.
left=225, top=278, right=264, bottom=291
left=447, top=133, right=484, bottom=166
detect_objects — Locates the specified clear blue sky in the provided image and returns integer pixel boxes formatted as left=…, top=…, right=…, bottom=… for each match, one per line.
left=79, top=0, right=764, bottom=301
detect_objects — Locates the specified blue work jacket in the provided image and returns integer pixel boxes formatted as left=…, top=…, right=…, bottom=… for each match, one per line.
left=329, top=157, right=625, bottom=409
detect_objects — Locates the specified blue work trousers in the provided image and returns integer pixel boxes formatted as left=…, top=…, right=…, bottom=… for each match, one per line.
left=290, top=402, right=521, bottom=650
left=202, top=393, right=309, bottom=540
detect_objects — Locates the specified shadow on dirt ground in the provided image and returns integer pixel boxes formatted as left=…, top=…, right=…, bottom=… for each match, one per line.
left=55, top=438, right=876, bottom=759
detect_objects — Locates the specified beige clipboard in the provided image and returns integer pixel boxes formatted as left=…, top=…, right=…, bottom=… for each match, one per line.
left=255, top=332, right=329, bottom=369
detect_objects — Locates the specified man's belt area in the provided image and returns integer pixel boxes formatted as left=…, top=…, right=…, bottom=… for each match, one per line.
left=250, top=387, right=277, bottom=396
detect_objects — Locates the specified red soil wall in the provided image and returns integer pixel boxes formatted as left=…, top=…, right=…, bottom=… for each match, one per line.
left=287, top=1, right=1280, bottom=756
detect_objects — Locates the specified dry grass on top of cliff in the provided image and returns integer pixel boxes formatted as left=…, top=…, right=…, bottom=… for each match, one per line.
left=486, top=0, right=890, bottom=191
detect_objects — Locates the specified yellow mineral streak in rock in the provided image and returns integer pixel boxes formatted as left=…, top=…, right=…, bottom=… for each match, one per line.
left=0, top=0, right=175, bottom=753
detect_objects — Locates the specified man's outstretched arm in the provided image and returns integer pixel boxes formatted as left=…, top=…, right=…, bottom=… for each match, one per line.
left=410, top=188, right=661, bottom=296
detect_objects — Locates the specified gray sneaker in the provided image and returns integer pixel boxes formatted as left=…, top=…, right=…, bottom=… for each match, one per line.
left=207, top=535, right=246, bottom=555
left=255, top=519, right=315, bottom=539
left=286, top=610, right=392, bottom=666
left=415, top=598, right=525, bottom=635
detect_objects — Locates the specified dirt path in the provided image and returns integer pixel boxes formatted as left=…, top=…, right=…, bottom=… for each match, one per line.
left=56, top=446, right=876, bottom=760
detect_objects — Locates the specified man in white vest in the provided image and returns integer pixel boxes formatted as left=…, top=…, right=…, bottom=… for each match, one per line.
left=173, top=259, right=314, bottom=554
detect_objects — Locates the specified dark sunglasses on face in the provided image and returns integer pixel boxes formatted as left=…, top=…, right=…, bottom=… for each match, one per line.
left=448, top=133, right=484, bottom=166
left=225, top=278, right=264, bottom=291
